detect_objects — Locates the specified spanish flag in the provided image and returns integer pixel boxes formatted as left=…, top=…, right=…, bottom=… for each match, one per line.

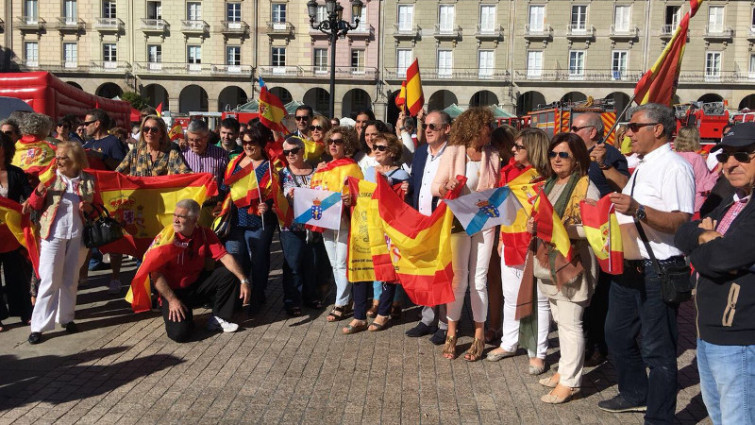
left=269, top=167, right=293, bottom=228
left=0, top=197, right=40, bottom=276
left=370, top=174, right=464, bottom=306
left=580, top=195, right=623, bottom=274
left=125, top=224, right=183, bottom=313
left=265, top=138, right=287, bottom=172
left=310, top=158, right=363, bottom=193
left=258, top=77, right=288, bottom=133
left=168, top=122, right=183, bottom=141
left=88, top=170, right=217, bottom=257
left=222, top=155, right=261, bottom=209
left=12, top=136, right=56, bottom=181
left=405, top=59, right=424, bottom=117
left=534, top=189, right=572, bottom=261
left=395, top=81, right=407, bottom=111
left=346, top=178, right=393, bottom=283
left=155, top=102, right=163, bottom=117
left=634, top=0, right=704, bottom=105
left=500, top=168, right=543, bottom=266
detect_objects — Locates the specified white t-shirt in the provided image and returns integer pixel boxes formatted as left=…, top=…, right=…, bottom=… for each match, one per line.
left=418, top=142, right=447, bottom=216
left=616, top=144, right=695, bottom=260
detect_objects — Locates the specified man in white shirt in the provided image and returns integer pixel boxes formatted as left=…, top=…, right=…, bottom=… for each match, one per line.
left=600, top=103, right=695, bottom=423
left=403, top=110, right=450, bottom=344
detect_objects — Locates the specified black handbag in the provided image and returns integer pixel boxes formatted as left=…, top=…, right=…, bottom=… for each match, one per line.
left=83, top=204, right=124, bottom=248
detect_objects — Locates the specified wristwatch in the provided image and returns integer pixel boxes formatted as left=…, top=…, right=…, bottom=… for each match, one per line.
left=241, top=278, right=250, bottom=285
left=635, top=204, right=647, bottom=221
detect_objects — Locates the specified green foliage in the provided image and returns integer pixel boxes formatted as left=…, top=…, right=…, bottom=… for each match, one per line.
left=121, top=91, right=150, bottom=110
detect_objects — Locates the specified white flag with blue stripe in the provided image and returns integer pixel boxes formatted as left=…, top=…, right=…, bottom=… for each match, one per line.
left=443, top=186, right=522, bottom=236
left=293, top=187, right=343, bottom=231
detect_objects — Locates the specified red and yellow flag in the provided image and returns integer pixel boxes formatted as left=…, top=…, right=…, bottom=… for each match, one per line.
left=269, top=167, right=293, bottom=228
left=125, top=224, right=183, bottom=313
left=168, top=122, right=183, bottom=141
left=534, top=189, right=572, bottom=261
left=395, top=81, right=407, bottom=111
left=155, top=102, right=163, bottom=117
left=258, top=77, right=288, bottom=133
left=12, top=136, right=56, bottom=183
left=310, top=158, right=363, bottom=193
left=580, top=195, right=624, bottom=274
left=405, top=59, right=424, bottom=117
left=347, top=178, right=393, bottom=283
left=634, top=0, right=705, bottom=105
left=500, top=168, right=543, bottom=266
left=88, top=170, right=217, bottom=257
left=265, top=138, right=288, bottom=172
left=222, top=155, right=261, bottom=209
left=0, top=197, right=40, bottom=276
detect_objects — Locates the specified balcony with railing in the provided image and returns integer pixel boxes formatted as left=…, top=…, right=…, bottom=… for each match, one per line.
left=134, top=62, right=253, bottom=76
left=524, top=25, right=553, bottom=40
left=609, top=25, right=639, bottom=40
left=15, top=16, right=46, bottom=32
left=259, top=66, right=379, bottom=80
left=704, top=26, right=734, bottom=41
left=660, top=24, right=689, bottom=39
left=475, top=25, right=504, bottom=42
left=91, top=61, right=131, bottom=72
left=393, top=24, right=421, bottom=40
left=140, top=18, right=169, bottom=35
left=94, top=17, right=124, bottom=33
left=220, top=20, right=249, bottom=35
left=384, top=67, right=510, bottom=82
left=348, top=24, right=374, bottom=39
left=513, top=68, right=644, bottom=82
left=434, top=24, right=462, bottom=42
left=181, top=20, right=209, bottom=35
left=55, top=17, right=85, bottom=33
left=266, top=21, right=294, bottom=37
left=566, top=24, right=594, bottom=39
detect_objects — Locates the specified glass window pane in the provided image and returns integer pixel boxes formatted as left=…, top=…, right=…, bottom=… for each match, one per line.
left=398, top=5, right=413, bottom=31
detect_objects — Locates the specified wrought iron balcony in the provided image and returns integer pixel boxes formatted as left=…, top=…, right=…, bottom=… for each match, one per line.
left=266, top=21, right=294, bottom=37
left=393, top=24, right=421, bottom=40
left=704, top=26, right=734, bottom=40
left=140, top=18, right=169, bottom=34
left=15, top=16, right=46, bottom=32
left=181, top=20, right=209, bottom=35
left=609, top=26, right=639, bottom=40
left=475, top=25, right=504, bottom=42
left=94, top=17, right=124, bottom=33
left=524, top=25, right=553, bottom=40
left=566, top=24, right=594, bottom=39
left=220, top=20, right=249, bottom=35
left=55, top=17, right=85, bottom=33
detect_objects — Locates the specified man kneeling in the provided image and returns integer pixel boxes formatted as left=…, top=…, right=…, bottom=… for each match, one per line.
left=152, top=199, right=250, bottom=342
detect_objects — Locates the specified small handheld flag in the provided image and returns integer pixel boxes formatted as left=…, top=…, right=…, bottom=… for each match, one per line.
left=444, top=187, right=522, bottom=236
left=293, top=187, right=343, bottom=231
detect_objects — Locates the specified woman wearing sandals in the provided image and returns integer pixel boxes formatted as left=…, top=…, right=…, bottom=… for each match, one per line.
left=530, top=132, right=599, bottom=404
left=486, top=128, right=552, bottom=376
left=432, top=107, right=500, bottom=361
left=310, top=127, right=363, bottom=322
left=343, top=133, right=409, bottom=334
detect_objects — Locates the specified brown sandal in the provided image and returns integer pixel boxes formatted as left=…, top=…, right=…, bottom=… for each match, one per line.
left=327, top=306, right=348, bottom=322
left=442, top=335, right=457, bottom=359
left=342, top=320, right=368, bottom=334
left=463, top=338, right=485, bottom=362
left=366, top=301, right=379, bottom=318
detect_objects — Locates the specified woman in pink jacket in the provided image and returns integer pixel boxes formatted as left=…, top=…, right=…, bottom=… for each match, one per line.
left=432, top=107, right=500, bottom=361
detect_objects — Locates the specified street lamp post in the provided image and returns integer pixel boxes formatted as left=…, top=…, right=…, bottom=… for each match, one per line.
left=307, top=0, right=364, bottom=118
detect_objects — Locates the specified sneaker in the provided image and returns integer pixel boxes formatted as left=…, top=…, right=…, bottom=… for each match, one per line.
left=405, top=322, right=437, bottom=338
left=108, top=279, right=121, bottom=295
left=597, top=395, right=647, bottom=413
left=206, top=315, right=239, bottom=333
left=429, top=328, right=447, bottom=346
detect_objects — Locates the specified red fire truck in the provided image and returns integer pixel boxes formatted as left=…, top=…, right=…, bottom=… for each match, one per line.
left=527, top=97, right=618, bottom=145
left=674, top=101, right=729, bottom=144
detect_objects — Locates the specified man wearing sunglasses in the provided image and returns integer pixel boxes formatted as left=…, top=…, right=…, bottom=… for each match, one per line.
left=293, top=105, right=313, bottom=139
left=82, top=109, right=127, bottom=170
left=675, top=122, right=755, bottom=425
left=600, top=104, right=695, bottom=422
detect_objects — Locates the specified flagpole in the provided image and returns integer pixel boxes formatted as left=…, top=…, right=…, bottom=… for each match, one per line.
left=257, top=165, right=265, bottom=231
left=601, top=93, right=637, bottom=144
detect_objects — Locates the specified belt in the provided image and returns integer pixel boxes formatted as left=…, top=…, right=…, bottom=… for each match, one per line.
left=624, top=255, right=684, bottom=268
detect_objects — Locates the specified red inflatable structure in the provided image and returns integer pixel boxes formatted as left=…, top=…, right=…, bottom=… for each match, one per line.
left=0, top=71, right=131, bottom=128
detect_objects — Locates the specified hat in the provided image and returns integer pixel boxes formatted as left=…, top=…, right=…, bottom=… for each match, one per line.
left=721, top=123, right=755, bottom=148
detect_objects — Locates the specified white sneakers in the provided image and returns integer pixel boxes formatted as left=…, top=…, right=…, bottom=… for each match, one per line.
left=108, top=279, right=121, bottom=295
left=206, top=315, right=239, bottom=333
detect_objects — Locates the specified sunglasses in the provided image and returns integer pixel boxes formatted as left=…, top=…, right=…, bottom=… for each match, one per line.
left=513, top=143, right=525, bottom=151
left=309, top=125, right=323, bottom=131
left=716, top=151, right=755, bottom=163
left=422, top=123, right=444, bottom=131
left=83, top=120, right=97, bottom=126
left=295, top=116, right=310, bottom=121
left=142, top=126, right=160, bottom=134
left=627, top=122, right=659, bottom=132
left=571, top=125, right=593, bottom=132
left=373, top=145, right=388, bottom=152
left=548, top=151, right=572, bottom=159
left=283, top=147, right=301, bottom=156
left=327, top=138, right=344, bottom=145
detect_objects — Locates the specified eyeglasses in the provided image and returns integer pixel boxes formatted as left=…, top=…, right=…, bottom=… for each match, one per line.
left=716, top=150, right=755, bottom=163
left=513, top=143, right=525, bottom=151
left=422, top=123, right=444, bottom=131
left=571, top=125, right=593, bottom=132
left=373, top=145, right=388, bottom=152
left=627, top=122, right=659, bottom=132
left=327, top=138, right=344, bottom=145
left=283, top=147, right=301, bottom=156
left=55, top=156, right=70, bottom=162
left=548, top=151, right=572, bottom=159
left=83, top=120, right=97, bottom=126
left=295, top=115, right=310, bottom=121
left=142, top=126, right=160, bottom=134
left=309, top=125, right=323, bottom=131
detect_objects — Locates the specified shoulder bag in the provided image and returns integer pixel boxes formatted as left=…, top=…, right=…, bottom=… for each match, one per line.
left=83, top=204, right=124, bottom=248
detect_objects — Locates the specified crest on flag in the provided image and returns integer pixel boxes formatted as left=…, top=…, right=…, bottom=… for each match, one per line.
left=476, top=199, right=500, bottom=219
left=444, top=186, right=521, bottom=236
left=311, top=198, right=323, bottom=220
left=293, top=187, right=343, bottom=231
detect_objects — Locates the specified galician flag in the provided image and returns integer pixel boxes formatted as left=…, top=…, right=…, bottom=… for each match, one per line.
left=444, top=186, right=522, bottom=236
left=580, top=195, right=624, bottom=274
left=293, top=187, right=343, bottom=231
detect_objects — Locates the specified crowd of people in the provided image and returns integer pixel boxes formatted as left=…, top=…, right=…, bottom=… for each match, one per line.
left=0, top=100, right=753, bottom=425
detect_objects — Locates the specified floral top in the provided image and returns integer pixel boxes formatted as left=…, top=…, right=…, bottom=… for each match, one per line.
left=116, top=142, right=191, bottom=177
left=280, top=166, right=314, bottom=232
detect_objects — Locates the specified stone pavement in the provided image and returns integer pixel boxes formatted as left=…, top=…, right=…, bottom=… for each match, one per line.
left=0, top=242, right=711, bottom=425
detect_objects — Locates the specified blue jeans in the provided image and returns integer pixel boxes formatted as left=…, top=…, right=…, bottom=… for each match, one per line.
left=279, top=230, right=319, bottom=307
left=225, top=226, right=275, bottom=304
left=697, top=339, right=755, bottom=425
left=605, top=262, right=679, bottom=425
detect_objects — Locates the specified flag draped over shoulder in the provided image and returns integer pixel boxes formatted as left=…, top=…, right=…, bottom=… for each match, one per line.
left=405, top=59, right=424, bottom=117
left=309, top=158, right=363, bottom=192
left=88, top=170, right=217, bottom=257
left=125, top=224, right=183, bottom=313
left=500, top=168, right=542, bottom=266
left=0, top=197, right=40, bottom=275
left=370, top=174, right=464, bottom=306
left=258, top=77, right=288, bottom=133
left=444, top=186, right=522, bottom=236
left=634, top=0, right=705, bottom=105
left=580, top=195, right=624, bottom=274
left=534, top=189, right=572, bottom=260
left=12, top=136, right=56, bottom=182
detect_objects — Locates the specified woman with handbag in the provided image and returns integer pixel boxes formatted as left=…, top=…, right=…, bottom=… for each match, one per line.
left=530, top=132, right=600, bottom=404
left=432, top=107, right=501, bottom=361
left=279, top=135, right=323, bottom=316
left=486, top=128, right=553, bottom=376
left=23, top=141, right=96, bottom=344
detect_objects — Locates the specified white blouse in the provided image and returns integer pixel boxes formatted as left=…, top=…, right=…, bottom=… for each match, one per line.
left=49, top=172, right=84, bottom=240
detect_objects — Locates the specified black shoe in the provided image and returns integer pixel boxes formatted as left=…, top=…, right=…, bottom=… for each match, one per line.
left=429, top=328, right=447, bottom=345
left=285, top=305, right=303, bottom=317
left=28, top=332, right=42, bottom=344
left=584, top=351, right=607, bottom=367
left=597, top=395, right=647, bottom=413
left=63, top=322, right=78, bottom=334
left=405, top=322, right=437, bottom=338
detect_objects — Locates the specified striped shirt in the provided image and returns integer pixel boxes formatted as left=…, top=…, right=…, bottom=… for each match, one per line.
left=181, top=144, right=229, bottom=186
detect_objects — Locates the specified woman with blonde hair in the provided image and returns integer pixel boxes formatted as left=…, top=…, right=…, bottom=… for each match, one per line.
left=432, top=107, right=500, bottom=361
left=116, top=115, right=191, bottom=176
